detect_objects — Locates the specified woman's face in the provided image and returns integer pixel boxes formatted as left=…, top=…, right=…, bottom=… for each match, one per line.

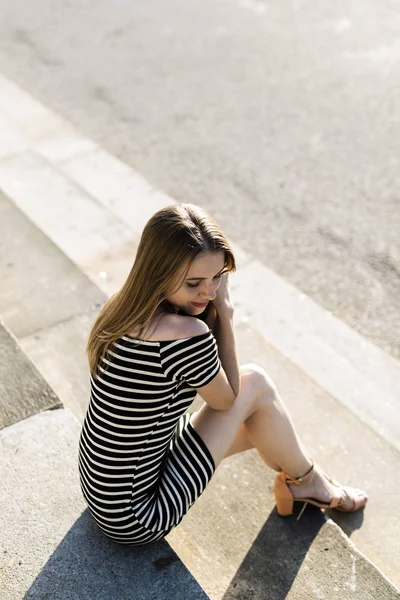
left=166, top=251, right=226, bottom=316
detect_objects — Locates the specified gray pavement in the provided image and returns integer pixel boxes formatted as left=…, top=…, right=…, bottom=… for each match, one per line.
left=0, top=0, right=399, bottom=359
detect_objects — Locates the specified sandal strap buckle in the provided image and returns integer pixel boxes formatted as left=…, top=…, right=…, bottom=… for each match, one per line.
left=285, top=459, right=314, bottom=485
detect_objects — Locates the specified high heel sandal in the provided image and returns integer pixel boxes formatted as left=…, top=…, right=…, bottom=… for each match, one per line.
left=274, top=459, right=367, bottom=520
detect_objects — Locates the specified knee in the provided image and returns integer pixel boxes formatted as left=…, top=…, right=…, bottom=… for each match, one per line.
left=240, top=363, right=277, bottom=404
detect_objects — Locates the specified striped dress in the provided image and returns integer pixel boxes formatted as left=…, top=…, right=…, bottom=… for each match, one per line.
left=78, top=330, right=220, bottom=545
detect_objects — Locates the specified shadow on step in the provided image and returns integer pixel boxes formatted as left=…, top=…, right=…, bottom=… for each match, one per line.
left=23, top=509, right=208, bottom=600
left=223, top=504, right=326, bottom=600
left=326, top=506, right=365, bottom=538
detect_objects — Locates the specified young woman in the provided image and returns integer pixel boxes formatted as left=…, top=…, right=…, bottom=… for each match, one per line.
left=79, top=203, right=368, bottom=546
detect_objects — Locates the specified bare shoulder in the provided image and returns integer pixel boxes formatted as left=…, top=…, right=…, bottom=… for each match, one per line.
left=136, top=313, right=210, bottom=341
left=160, top=314, right=209, bottom=340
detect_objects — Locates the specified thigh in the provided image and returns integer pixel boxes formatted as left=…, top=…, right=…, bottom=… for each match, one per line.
left=189, top=364, right=274, bottom=469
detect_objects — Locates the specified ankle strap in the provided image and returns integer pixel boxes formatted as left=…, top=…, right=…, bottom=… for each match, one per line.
left=285, top=459, right=314, bottom=485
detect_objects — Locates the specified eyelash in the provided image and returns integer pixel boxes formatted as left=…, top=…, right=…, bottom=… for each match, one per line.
left=186, top=274, right=222, bottom=289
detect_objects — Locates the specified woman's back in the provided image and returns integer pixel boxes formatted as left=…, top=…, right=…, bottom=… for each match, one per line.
left=78, top=321, right=220, bottom=545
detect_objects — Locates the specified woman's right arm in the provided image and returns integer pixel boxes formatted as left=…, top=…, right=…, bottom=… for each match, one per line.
left=196, top=274, right=240, bottom=410
left=214, top=306, right=240, bottom=398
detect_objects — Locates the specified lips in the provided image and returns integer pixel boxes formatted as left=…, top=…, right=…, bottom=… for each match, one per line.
left=192, top=302, right=208, bottom=308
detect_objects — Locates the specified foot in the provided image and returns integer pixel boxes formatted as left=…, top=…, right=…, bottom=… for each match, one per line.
left=288, top=463, right=368, bottom=512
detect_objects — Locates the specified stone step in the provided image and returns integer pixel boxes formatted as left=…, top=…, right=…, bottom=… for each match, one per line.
left=167, top=324, right=400, bottom=598
left=0, top=190, right=105, bottom=422
left=1, top=191, right=399, bottom=597
left=0, top=318, right=61, bottom=429
left=0, top=322, right=210, bottom=600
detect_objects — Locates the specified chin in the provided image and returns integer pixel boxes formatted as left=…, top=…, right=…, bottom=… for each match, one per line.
left=191, top=304, right=208, bottom=314
left=177, top=306, right=204, bottom=316
left=186, top=306, right=201, bottom=315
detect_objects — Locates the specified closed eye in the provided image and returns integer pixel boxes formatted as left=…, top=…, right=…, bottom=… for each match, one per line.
left=186, top=273, right=223, bottom=289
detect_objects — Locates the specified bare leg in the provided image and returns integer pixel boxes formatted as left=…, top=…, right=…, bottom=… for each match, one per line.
left=221, top=422, right=280, bottom=471
left=244, top=385, right=313, bottom=476
left=191, top=364, right=367, bottom=509
left=191, top=364, right=311, bottom=474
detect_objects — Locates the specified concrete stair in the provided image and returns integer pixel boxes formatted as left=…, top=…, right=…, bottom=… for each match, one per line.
left=1, top=188, right=399, bottom=599
left=0, top=322, right=210, bottom=600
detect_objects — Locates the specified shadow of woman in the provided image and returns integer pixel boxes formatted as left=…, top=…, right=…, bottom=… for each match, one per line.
left=23, top=509, right=208, bottom=600
left=325, top=505, right=365, bottom=537
left=222, top=504, right=326, bottom=600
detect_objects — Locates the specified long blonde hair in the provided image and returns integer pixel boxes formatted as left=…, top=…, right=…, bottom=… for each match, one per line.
left=87, top=204, right=236, bottom=378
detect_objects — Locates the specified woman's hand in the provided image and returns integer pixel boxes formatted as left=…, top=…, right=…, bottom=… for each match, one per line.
left=197, top=273, right=234, bottom=330
left=213, top=273, right=234, bottom=314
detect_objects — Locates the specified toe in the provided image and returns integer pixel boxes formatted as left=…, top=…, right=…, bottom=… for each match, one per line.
left=338, top=487, right=368, bottom=512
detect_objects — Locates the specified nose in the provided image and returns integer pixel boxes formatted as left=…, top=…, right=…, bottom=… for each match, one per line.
left=200, top=283, right=217, bottom=300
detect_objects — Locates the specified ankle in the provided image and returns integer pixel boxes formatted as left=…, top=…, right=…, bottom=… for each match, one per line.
left=285, top=459, right=314, bottom=484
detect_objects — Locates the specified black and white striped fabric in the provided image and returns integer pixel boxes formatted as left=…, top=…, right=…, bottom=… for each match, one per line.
left=78, top=330, right=220, bottom=545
